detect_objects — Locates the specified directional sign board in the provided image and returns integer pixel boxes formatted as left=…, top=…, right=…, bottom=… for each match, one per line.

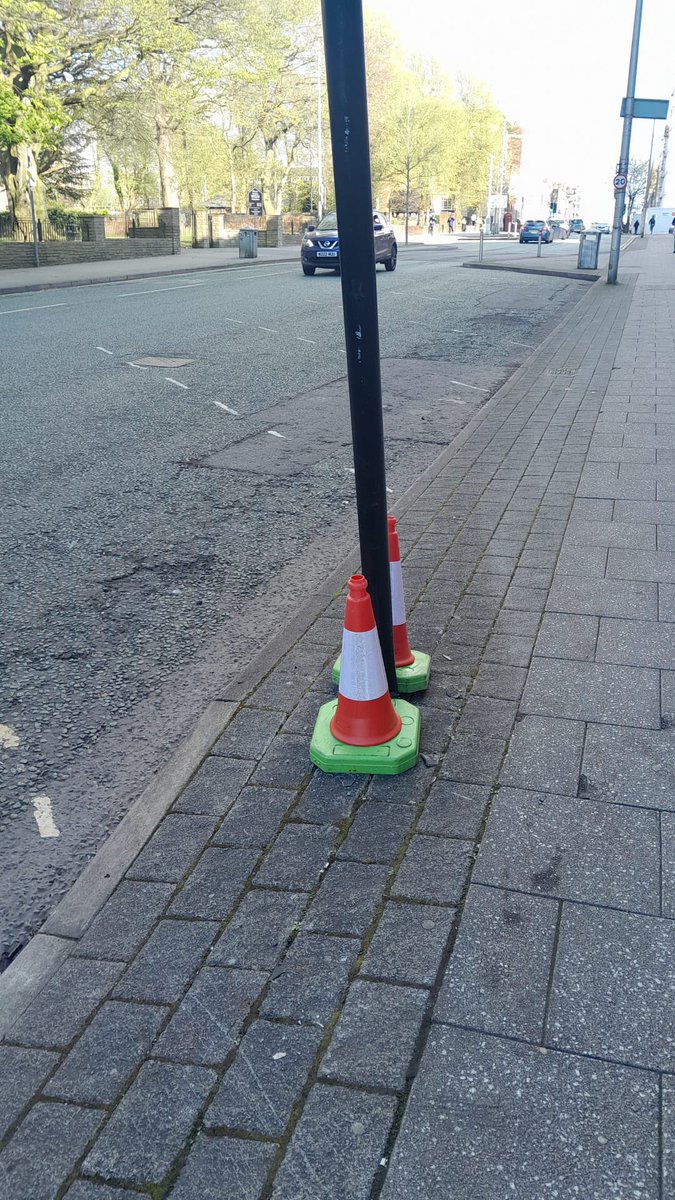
left=248, top=187, right=263, bottom=217
left=613, top=173, right=628, bottom=191
left=621, top=97, right=669, bottom=120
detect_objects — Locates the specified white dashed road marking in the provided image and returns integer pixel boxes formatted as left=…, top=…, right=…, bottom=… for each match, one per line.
left=114, top=282, right=206, bottom=298
left=447, top=379, right=490, bottom=392
left=32, top=795, right=60, bottom=838
left=96, top=346, right=113, bottom=354
left=268, top=430, right=286, bottom=439
left=166, top=377, right=188, bottom=389
left=214, top=402, right=239, bottom=415
left=0, top=302, right=67, bottom=316
left=258, top=326, right=279, bottom=334
left=126, top=361, right=148, bottom=370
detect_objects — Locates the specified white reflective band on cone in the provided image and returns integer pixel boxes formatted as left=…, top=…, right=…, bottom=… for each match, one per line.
left=389, top=560, right=406, bottom=626
left=339, top=628, right=388, bottom=701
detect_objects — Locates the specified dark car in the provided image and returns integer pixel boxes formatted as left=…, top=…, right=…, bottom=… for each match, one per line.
left=569, top=218, right=585, bottom=236
left=519, top=219, right=552, bottom=244
left=301, top=210, right=397, bottom=274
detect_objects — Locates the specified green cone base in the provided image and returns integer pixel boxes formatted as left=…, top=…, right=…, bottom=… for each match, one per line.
left=332, top=651, right=431, bottom=694
left=310, top=698, right=421, bottom=775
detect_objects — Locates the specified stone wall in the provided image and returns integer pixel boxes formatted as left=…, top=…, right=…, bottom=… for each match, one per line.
left=0, top=207, right=181, bottom=270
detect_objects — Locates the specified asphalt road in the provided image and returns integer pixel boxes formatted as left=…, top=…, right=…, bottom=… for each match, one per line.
left=0, top=243, right=586, bottom=967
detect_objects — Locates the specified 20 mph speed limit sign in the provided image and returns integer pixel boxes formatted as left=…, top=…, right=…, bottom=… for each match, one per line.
left=613, top=173, right=628, bottom=190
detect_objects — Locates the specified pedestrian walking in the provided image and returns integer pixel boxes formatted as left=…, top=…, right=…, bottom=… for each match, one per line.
left=649, top=215, right=656, bottom=234
left=633, top=218, right=639, bottom=235
left=669, top=221, right=675, bottom=252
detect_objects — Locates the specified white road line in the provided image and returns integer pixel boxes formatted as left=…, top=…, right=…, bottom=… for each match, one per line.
left=296, top=337, right=316, bottom=344
left=258, top=326, right=279, bottom=333
left=214, top=402, right=239, bottom=415
left=32, top=795, right=60, bottom=838
left=96, top=346, right=114, bottom=354
left=126, top=361, right=148, bottom=370
left=114, top=282, right=207, bottom=298
left=449, top=328, right=464, bottom=333
left=443, top=397, right=467, bottom=405
left=166, top=377, right=188, bottom=389
left=224, top=317, right=243, bottom=324
left=447, top=379, right=490, bottom=392
left=0, top=302, right=66, bottom=316
left=0, top=724, right=19, bottom=749
left=268, top=430, right=286, bottom=439
left=386, top=487, right=393, bottom=494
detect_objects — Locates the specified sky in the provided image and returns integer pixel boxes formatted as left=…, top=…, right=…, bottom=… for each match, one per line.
left=366, top=0, right=673, bottom=221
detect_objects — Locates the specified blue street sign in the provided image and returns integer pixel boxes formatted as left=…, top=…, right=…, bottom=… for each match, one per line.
left=621, top=97, right=669, bottom=120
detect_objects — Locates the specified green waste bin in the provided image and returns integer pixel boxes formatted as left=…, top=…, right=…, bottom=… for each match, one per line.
left=578, top=230, right=601, bottom=270
left=238, top=228, right=258, bottom=259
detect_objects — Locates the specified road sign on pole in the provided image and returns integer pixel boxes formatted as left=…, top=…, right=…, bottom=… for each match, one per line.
left=320, top=0, right=396, bottom=695
left=621, top=97, right=669, bottom=120
left=613, top=173, right=628, bottom=191
left=248, top=188, right=263, bottom=217
left=608, top=0, right=644, bottom=285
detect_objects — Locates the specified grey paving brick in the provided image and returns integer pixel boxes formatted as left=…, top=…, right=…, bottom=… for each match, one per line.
left=6, top=958, right=122, bottom=1048
left=547, top=574, right=658, bottom=619
left=564, top=519, right=657, bottom=549
left=261, top=933, right=358, bottom=1026
left=169, top=848, right=259, bottom=919
left=304, top=861, right=388, bottom=936
left=44, top=1001, right=166, bottom=1105
left=0, top=1103, right=103, bottom=1200
left=64, top=1184, right=139, bottom=1200
left=271, top=1083, right=396, bottom=1200
left=570, top=497, right=615, bottom=521
left=320, top=980, right=427, bottom=1091
left=534, top=612, right=598, bottom=660
left=483, top=634, right=535, bottom=667
left=581, top=723, right=675, bottom=810
left=209, top=890, right=305, bottom=970
left=596, top=616, right=675, bottom=667
left=338, top=802, right=414, bottom=864
left=555, top=543, right=608, bottom=578
left=472, top=662, right=528, bottom=700
left=436, top=885, right=557, bottom=1040
left=251, top=734, right=313, bottom=790
left=578, top=467, right=655, bottom=501
left=440, top=730, right=507, bottom=784
left=503, top=584, right=548, bottom=612
left=548, top=904, right=675, bottom=1070
left=83, top=1060, right=215, bottom=1184
left=255, top=823, right=338, bottom=890
left=475, top=787, right=660, bottom=912
left=664, top=1077, right=675, bottom=1200
left=607, top=547, right=675, bottom=583
left=211, top=788, right=293, bottom=848
left=614, top=499, right=675, bottom=524
left=114, top=918, right=218, bottom=1004
left=169, top=1133, right=275, bottom=1200
left=212, top=708, right=283, bottom=760
left=658, top=523, right=675, bottom=552
left=458, top=696, right=517, bottom=738
left=155, top=966, right=266, bottom=1065
left=75, top=881, right=173, bottom=962
left=362, top=901, right=453, bottom=987
left=522, top=657, right=660, bottom=727
left=418, top=780, right=489, bottom=840
left=393, top=835, right=472, bottom=904
left=294, top=771, right=365, bottom=823
left=206, top=1019, right=322, bottom=1135
left=0, top=1045, right=58, bottom=1141
left=501, top=715, right=585, bottom=794
left=660, top=583, right=675, bottom=621
left=127, top=814, right=218, bottom=883
left=174, top=756, right=255, bottom=816
left=380, top=1025, right=658, bottom=1200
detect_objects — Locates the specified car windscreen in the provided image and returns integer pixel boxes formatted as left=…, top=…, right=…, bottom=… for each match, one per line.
left=317, top=213, right=338, bottom=231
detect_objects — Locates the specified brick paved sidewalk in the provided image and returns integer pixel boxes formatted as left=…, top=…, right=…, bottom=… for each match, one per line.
left=1, top=237, right=673, bottom=1199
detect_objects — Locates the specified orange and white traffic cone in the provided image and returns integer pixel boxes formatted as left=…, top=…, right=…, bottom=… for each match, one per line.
left=387, top=514, right=431, bottom=692
left=330, top=574, right=401, bottom=746
left=310, top=574, right=420, bottom=774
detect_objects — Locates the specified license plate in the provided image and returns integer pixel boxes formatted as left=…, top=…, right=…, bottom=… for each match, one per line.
left=316, top=251, right=338, bottom=257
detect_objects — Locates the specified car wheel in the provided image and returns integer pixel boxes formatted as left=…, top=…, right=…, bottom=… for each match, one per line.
left=302, top=265, right=315, bottom=275
left=519, top=237, right=524, bottom=243
left=384, top=244, right=398, bottom=271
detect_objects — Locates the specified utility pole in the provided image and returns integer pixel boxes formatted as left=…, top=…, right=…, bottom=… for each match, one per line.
left=608, top=0, right=643, bottom=284
left=640, top=119, right=656, bottom=237
left=317, top=47, right=324, bottom=219
left=487, top=154, right=494, bottom=234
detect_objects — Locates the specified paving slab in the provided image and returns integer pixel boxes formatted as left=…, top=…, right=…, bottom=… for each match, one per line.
left=381, top=1026, right=659, bottom=1200
left=521, top=657, right=661, bottom=727
left=154, top=966, right=266, bottom=1065
left=361, top=901, right=454, bottom=987
left=169, top=1133, right=276, bottom=1199
left=319, top=979, right=428, bottom=1090
left=208, top=890, right=306, bottom=970
left=581, top=722, right=675, bottom=810
left=0, top=1044, right=59, bottom=1141
left=44, top=1000, right=167, bottom=1104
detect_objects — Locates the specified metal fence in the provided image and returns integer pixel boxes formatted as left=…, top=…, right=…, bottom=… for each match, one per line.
left=103, top=211, right=160, bottom=239
left=0, top=214, right=83, bottom=242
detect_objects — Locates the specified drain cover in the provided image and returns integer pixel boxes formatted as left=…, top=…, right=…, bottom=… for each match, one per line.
left=132, top=356, right=193, bottom=368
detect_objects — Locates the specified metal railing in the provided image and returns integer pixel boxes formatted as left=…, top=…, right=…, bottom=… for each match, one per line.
left=0, top=214, right=83, bottom=242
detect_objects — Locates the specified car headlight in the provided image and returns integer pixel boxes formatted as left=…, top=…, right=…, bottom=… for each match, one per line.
left=302, top=237, right=314, bottom=248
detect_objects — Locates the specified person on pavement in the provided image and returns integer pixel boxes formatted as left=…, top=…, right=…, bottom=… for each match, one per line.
left=633, top=218, right=639, bottom=235
left=670, top=221, right=675, bottom=252
left=649, top=215, right=656, bottom=234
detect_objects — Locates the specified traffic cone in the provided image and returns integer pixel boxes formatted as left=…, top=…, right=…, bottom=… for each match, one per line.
left=311, top=575, right=420, bottom=775
left=332, top=517, right=431, bottom=693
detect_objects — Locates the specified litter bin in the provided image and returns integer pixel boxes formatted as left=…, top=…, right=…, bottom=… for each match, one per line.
left=578, top=230, right=601, bottom=270
left=239, top=228, right=258, bottom=259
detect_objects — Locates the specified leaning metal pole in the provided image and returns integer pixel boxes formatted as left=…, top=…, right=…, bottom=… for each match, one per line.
left=320, top=0, right=396, bottom=694
left=608, top=0, right=644, bottom=284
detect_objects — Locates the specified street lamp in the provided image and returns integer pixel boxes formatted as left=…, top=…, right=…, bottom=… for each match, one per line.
left=607, top=0, right=643, bottom=285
